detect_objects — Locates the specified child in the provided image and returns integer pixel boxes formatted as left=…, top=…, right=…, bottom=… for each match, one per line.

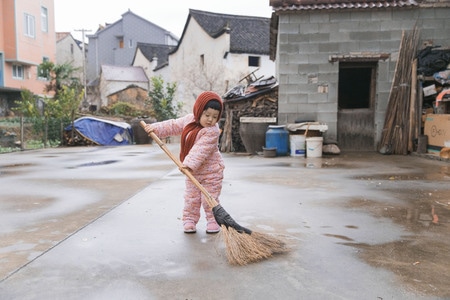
left=143, top=91, right=224, bottom=234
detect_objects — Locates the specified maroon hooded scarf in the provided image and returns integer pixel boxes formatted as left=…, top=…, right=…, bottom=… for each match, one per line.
left=180, top=91, right=223, bottom=162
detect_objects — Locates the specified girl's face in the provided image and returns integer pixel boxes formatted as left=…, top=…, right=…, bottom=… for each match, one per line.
left=199, top=108, right=220, bottom=127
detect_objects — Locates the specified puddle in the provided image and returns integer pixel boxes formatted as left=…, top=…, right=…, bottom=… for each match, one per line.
left=356, top=166, right=450, bottom=181
left=123, top=151, right=147, bottom=156
left=340, top=195, right=450, bottom=297
left=259, top=160, right=354, bottom=169
left=0, top=163, right=34, bottom=176
left=1, top=163, right=34, bottom=168
left=356, top=174, right=425, bottom=180
left=323, top=233, right=354, bottom=241
left=344, top=196, right=450, bottom=231
left=0, top=196, right=56, bottom=212
left=68, top=160, right=119, bottom=168
left=344, top=239, right=450, bottom=297
left=345, top=225, right=358, bottom=229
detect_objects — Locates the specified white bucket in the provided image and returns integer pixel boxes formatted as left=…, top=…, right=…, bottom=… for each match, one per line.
left=306, top=137, right=323, bottom=158
left=290, top=135, right=306, bottom=157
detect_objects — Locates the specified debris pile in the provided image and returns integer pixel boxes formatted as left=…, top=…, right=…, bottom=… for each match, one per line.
left=0, top=129, right=17, bottom=148
left=220, top=76, right=278, bottom=153
left=63, top=116, right=133, bottom=146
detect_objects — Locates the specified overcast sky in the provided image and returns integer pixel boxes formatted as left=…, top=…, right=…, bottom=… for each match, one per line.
left=54, top=0, right=274, bottom=42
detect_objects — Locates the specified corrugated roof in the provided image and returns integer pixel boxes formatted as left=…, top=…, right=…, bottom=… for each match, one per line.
left=270, top=0, right=419, bottom=11
left=101, top=65, right=148, bottom=82
left=188, top=9, right=271, bottom=55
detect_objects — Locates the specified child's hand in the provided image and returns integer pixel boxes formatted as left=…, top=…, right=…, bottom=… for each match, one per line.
left=179, top=165, right=192, bottom=174
left=143, top=124, right=154, bottom=135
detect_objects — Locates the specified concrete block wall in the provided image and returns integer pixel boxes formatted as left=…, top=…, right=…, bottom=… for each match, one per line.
left=276, top=7, right=450, bottom=145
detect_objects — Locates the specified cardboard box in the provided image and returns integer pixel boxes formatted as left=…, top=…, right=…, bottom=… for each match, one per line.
left=424, top=114, right=450, bottom=153
left=422, top=108, right=434, bottom=125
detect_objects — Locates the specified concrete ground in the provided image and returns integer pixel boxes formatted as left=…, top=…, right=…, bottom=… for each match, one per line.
left=0, top=144, right=449, bottom=300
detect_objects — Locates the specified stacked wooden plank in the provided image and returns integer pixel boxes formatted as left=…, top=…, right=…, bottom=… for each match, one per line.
left=379, top=26, right=421, bottom=154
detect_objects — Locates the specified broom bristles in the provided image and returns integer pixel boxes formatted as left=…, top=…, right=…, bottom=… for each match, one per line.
left=250, top=231, right=287, bottom=254
left=219, top=225, right=288, bottom=265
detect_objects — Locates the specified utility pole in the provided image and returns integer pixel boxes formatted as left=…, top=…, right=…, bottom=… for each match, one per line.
left=75, top=29, right=91, bottom=101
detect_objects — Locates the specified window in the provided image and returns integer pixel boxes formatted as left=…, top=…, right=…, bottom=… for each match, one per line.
left=119, top=39, right=124, bottom=48
left=248, top=56, right=260, bottom=67
left=24, top=13, right=36, bottom=38
left=41, top=6, right=48, bottom=32
left=13, top=65, right=24, bottom=79
left=129, top=39, right=133, bottom=48
left=38, top=57, right=50, bottom=80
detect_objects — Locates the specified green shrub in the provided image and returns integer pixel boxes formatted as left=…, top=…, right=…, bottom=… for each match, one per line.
left=108, top=102, right=143, bottom=117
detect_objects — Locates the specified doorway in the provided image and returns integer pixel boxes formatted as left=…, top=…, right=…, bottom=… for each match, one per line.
left=337, top=62, right=377, bottom=151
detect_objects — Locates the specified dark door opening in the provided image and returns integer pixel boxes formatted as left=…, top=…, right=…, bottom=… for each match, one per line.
left=339, top=67, right=372, bottom=109
left=337, top=62, right=377, bottom=151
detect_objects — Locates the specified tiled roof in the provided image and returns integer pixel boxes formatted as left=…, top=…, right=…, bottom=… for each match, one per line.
left=56, top=32, right=85, bottom=50
left=270, top=0, right=419, bottom=11
left=134, top=43, right=176, bottom=70
left=187, top=9, right=271, bottom=55
left=101, top=65, right=148, bottom=82
left=56, top=32, right=71, bottom=42
left=90, top=10, right=179, bottom=42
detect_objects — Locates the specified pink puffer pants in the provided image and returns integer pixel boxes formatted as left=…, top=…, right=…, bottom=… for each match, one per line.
left=183, top=170, right=223, bottom=224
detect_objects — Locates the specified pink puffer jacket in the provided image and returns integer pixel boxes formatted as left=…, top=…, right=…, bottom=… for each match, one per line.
left=151, top=114, right=225, bottom=176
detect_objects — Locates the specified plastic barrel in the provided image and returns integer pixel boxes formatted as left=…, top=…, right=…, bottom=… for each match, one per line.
left=265, top=125, right=289, bottom=156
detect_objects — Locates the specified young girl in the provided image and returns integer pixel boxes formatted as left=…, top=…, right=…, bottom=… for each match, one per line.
left=143, top=91, right=224, bottom=234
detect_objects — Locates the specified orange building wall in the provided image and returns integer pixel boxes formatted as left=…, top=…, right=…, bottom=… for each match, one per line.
left=1, top=0, right=56, bottom=96
left=2, top=0, right=17, bottom=58
left=0, top=1, right=4, bottom=51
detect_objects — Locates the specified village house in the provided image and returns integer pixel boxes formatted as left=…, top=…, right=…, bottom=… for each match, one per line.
left=86, top=10, right=178, bottom=84
left=56, top=32, right=85, bottom=87
left=132, top=42, right=175, bottom=85
left=166, top=9, right=276, bottom=114
left=0, top=0, right=56, bottom=117
left=269, top=0, right=450, bottom=152
left=87, top=65, right=149, bottom=112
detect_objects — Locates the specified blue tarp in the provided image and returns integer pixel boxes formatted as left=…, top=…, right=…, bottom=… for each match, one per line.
left=65, top=117, right=133, bottom=146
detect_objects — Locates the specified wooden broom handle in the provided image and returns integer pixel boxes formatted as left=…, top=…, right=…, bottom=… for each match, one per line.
left=139, top=121, right=218, bottom=208
left=304, top=123, right=310, bottom=137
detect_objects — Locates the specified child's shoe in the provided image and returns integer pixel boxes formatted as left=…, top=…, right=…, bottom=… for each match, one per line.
left=183, top=221, right=196, bottom=233
left=206, top=221, right=220, bottom=234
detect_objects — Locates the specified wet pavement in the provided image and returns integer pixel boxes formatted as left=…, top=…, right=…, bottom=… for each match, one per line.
left=0, top=145, right=449, bottom=299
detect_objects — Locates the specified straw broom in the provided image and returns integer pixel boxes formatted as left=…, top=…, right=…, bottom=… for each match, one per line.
left=140, top=121, right=287, bottom=265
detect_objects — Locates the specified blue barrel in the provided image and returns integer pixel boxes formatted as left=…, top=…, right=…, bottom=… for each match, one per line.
left=265, top=125, right=289, bottom=156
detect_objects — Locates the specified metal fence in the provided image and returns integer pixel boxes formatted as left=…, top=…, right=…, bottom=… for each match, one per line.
left=0, top=117, right=68, bottom=153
